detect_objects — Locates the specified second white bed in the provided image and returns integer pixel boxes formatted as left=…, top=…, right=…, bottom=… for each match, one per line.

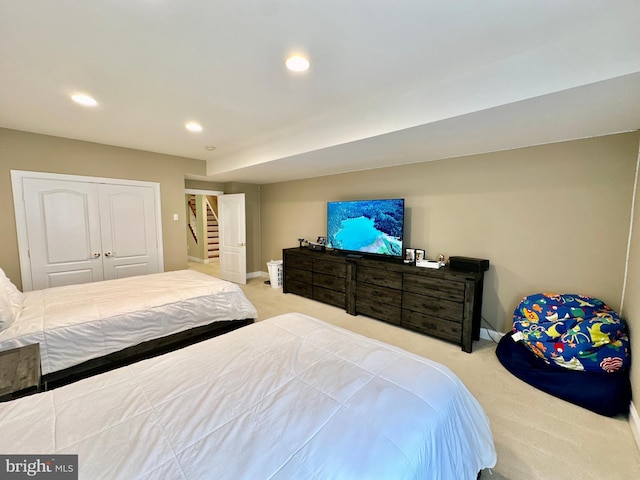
left=0, top=269, right=257, bottom=375
left=0, top=312, right=496, bottom=479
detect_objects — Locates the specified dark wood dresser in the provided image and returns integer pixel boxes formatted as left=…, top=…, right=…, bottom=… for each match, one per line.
left=283, top=247, right=489, bottom=352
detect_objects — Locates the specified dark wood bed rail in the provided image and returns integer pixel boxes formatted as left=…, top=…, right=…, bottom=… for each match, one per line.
left=42, top=318, right=254, bottom=390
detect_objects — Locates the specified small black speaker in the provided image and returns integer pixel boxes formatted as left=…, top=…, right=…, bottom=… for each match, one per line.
left=449, top=256, right=490, bottom=273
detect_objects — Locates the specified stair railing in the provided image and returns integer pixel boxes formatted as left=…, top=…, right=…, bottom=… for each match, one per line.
left=206, top=196, right=218, bottom=221
left=188, top=196, right=198, bottom=243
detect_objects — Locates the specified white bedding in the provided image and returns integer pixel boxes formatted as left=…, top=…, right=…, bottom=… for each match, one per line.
left=0, top=270, right=257, bottom=375
left=0, top=312, right=496, bottom=479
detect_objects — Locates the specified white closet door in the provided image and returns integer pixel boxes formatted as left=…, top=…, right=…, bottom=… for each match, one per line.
left=23, top=178, right=104, bottom=289
left=98, top=183, right=160, bottom=279
left=14, top=171, right=163, bottom=291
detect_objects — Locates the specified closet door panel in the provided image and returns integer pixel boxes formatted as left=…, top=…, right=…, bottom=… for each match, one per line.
left=98, top=184, right=160, bottom=280
left=23, top=178, right=104, bottom=290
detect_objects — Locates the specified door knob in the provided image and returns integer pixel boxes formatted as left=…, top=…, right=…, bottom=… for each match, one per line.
left=104, top=252, right=113, bottom=257
left=93, top=253, right=101, bottom=258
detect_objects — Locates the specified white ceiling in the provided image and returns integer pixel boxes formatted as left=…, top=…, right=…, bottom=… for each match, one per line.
left=1, top=1, right=639, bottom=184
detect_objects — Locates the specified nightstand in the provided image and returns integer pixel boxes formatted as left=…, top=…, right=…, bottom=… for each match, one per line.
left=0, top=344, right=41, bottom=402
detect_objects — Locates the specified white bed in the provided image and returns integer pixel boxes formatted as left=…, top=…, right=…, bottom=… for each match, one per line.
left=0, top=269, right=257, bottom=376
left=0, top=312, right=496, bottom=479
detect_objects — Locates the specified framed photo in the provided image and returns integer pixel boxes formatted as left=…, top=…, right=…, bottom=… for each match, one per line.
left=404, top=248, right=415, bottom=262
left=316, top=236, right=326, bottom=245
left=415, top=249, right=425, bottom=262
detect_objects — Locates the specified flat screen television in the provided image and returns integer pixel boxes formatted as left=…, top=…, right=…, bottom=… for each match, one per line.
left=326, top=198, right=404, bottom=258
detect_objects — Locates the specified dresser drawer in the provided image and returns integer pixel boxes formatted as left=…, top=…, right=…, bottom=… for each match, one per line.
left=285, top=279, right=313, bottom=299
left=285, top=266, right=312, bottom=284
left=403, top=273, right=465, bottom=302
left=356, top=282, right=401, bottom=307
left=284, top=252, right=312, bottom=270
left=357, top=297, right=401, bottom=325
left=402, top=309, right=461, bottom=343
left=313, top=259, right=346, bottom=277
left=314, top=287, right=345, bottom=308
left=313, top=272, right=346, bottom=292
left=402, top=291, right=463, bottom=322
left=357, top=266, right=402, bottom=289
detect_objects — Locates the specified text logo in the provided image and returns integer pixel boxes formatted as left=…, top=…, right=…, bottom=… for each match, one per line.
left=0, top=456, right=77, bottom=480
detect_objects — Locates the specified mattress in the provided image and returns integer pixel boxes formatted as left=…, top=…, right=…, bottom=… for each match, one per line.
left=0, top=270, right=257, bottom=374
left=0, top=312, right=496, bottom=479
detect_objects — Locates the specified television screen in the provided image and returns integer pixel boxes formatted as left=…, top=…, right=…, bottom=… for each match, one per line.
left=327, top=198, right=404, bottom=257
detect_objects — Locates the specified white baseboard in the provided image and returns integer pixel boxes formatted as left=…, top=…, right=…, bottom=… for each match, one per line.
left=480, top=327, right=504, bottom=342
left=630, top=402, right=640, bottom=453
left=247, top=270, right=265, bottom=280
left=187, top=256, right=214, bottom=264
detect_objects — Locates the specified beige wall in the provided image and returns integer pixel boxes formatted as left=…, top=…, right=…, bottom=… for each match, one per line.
left=184, top=179, right=225, bottom=191
left=0, top=128, right=206, bottom=289
left=621, top=141, right=640, bottom=422
left=261, top=132, right=640, bottom=334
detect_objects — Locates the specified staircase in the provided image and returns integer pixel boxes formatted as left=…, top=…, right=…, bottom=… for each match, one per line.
left=206, top=207, right=219, bottom=259
left=187, top=195, right=219, bottom=260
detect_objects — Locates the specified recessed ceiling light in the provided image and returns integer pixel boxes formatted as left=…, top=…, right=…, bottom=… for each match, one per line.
left=185, top=121, right=203, bottom=133
left=205, top=145, right=216, bottom=151
left=285, top=55, right=310, bottom=72
left=71, top=93, right=98, bottom=107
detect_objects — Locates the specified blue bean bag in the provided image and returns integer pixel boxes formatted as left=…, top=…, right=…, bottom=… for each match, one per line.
left=496, top=332, right=631, bottom=416
left=497, top=293, right=631, bottom=416
left=512, top=293, right=630, bottom=373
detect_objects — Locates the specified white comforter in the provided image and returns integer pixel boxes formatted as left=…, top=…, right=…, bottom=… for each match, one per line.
left=0, top=313, right=496, bottom=479
left=0, top=270, right=257, bottom=374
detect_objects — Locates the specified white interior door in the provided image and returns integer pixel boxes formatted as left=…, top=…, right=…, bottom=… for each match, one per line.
left=98, top=184, right=160, bottom=279
left=22, top=178, right=105, bottom=289
left=218, top=193, right=247, bottom=284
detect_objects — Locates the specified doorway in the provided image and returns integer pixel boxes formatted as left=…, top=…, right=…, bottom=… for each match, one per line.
left=184, top=189, right=248, bottom=285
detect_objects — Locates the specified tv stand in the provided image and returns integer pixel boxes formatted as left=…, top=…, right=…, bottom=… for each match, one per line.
left=283, top=247, right=489, bottom=353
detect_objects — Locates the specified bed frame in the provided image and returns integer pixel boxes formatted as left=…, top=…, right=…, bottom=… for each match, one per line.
left=42, top=318, right=254, bottom=390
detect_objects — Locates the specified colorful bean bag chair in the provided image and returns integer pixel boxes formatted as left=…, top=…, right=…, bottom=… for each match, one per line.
left=496, top=293, right=631, bottom=417
left=512, top=293, right=630, bottom=373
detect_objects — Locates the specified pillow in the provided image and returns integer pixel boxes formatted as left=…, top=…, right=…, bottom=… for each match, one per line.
left=0, top=268, right=23, bottom=313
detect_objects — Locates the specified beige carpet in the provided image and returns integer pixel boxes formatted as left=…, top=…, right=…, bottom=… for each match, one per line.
left=190, top=262, right=640, bottom=479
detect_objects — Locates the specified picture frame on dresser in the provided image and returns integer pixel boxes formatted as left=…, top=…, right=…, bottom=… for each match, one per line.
left=405, top=248, right=415, bottom=262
